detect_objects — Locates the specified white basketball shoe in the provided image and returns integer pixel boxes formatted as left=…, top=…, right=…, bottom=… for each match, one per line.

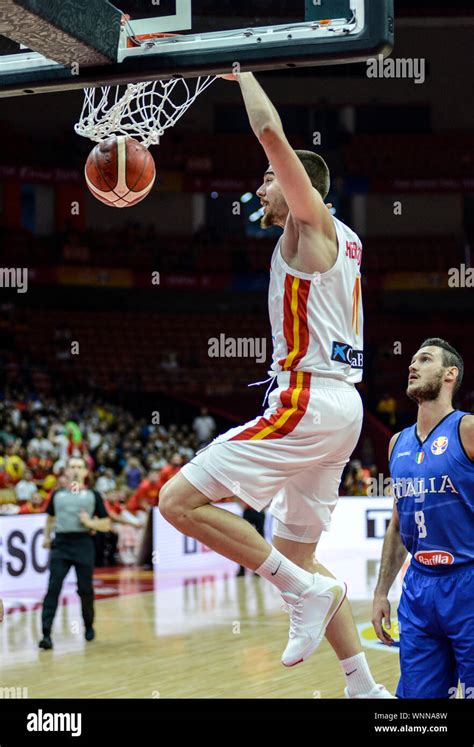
left=344, top=684, right=395, bottom=699
left=281, top=574, right=347, bottom=667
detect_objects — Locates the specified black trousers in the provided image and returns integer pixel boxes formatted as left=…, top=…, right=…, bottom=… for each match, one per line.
left=243, top=507, right=265, bottom=537
left=238, top=508, right=265, bottom=574
left=94, top=531, right=118, bottom=567
left=42, top=533, right=95, bottom=635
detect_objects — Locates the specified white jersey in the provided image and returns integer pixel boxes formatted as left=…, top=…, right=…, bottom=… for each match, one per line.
left=268, top=216, right=363, bottom=384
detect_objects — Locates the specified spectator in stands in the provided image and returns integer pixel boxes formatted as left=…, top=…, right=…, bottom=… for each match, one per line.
left=127, top=469, right=162, bottom=512
left=159, top=453, right=184, bottom=487
left=18, top=491, right=49, bottom=514
left=48, top=423, right=70, bottom=464
left=15, top=468, right=37, bottom=502
left=123, top=457, right=144, bottom=489
left=0, top=421, right=15, bottom=446
left=1, top=445, right=26, bottom=484
left=86, top=424, right=102, bottom=452
left=193, top=406, right=216, bottom=448
left=95, top=468, right=117, bottom=495
left=178, top=437, right=195, bottom=462
left=27, top=428, right=55, bottom=459
left=376, top=393, right=398, bottom=429
left=28, top=449, right=53, bottom=483
left=105, top=490, right=144, bottom=566
left=0, top=386, right=202, bottom=563
left=343, top=459, right=372, bottom=496
left=145, top=452, right=167, bottom=471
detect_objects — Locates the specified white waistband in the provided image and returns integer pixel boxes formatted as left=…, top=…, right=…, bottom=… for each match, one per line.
left=275, top=371, right=356, bottom=390
left=247, top=370, right=356, bottom=408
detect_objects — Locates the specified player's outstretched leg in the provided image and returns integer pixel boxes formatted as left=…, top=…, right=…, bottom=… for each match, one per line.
left=160, top=473, right=346, bottom=664
left=273, top=533, right=395, bottom=698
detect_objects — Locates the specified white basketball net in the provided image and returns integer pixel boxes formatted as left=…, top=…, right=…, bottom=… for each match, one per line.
left=74, top=76, right=216, bottom=148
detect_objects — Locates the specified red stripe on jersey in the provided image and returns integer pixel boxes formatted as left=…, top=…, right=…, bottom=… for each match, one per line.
left=278, top=274, right=311, bottom=371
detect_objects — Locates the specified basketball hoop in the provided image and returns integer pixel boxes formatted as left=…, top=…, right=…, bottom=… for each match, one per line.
left=74, top=30, right=216, bottom=148
left=74, top=75, right=216, bottom=148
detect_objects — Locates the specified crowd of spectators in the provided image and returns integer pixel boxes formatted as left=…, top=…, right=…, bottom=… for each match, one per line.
left=0, top=390, right=217, bottom=564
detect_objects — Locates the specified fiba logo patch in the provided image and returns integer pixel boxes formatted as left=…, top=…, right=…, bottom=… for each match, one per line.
left=431, top=436, right=449, bottom=455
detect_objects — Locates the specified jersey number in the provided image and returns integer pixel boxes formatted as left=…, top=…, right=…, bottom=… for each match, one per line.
left=415, top=510, right=427, bottom=538
left=352, top=274, right=361, bottom=336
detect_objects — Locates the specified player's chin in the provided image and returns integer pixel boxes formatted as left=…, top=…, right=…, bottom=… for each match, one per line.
left=406, top=382, right=420, bottom=399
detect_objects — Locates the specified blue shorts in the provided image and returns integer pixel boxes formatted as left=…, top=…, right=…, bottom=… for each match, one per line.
left=397, top=561, right=474, bottom=699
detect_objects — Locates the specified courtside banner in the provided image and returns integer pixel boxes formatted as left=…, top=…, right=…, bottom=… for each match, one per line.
left=0, top=514, right=50, bottom=591
left=0, top=514, right=73, bottom=591
left=319, top=496, right=393, bottom=552
left=152, top=502, right=243, bottom=571
left=152, top=497, right=393, bottom=567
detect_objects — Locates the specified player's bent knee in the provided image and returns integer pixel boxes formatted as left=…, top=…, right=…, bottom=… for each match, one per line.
left=158, top=482, right=183, bottom=523
left=160, top=473, right=212, bottom=528
left=159, top=481, right=193, bottom=528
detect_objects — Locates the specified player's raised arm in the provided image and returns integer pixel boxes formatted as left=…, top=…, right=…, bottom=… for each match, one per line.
left=234, top=72, right=335, bottom=239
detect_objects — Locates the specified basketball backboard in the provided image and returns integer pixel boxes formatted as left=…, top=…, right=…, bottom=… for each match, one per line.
left=0, top=0, right=393, bottom=97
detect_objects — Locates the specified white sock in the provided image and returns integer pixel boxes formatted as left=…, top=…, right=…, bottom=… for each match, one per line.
left=255, top=547, right=313, bottom=595
left=340, top=652, right=377, bottom=696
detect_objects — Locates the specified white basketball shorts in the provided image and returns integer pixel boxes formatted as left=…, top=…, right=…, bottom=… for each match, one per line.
left=181, top=371, right=363, bottom=536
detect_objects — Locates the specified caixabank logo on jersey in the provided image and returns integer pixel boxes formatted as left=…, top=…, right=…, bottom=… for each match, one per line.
left=331, top=341, right=363, bottom=369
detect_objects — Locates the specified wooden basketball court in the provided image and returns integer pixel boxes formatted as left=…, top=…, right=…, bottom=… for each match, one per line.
left=0, top=559, right=401, bottom=699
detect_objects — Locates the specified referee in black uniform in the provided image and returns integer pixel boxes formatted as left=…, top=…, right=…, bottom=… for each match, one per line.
left=39, top=456, right=111, bottom=650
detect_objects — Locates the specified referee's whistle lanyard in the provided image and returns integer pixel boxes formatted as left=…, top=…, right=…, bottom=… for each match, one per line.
left=247, top=371, right=278, bottom=409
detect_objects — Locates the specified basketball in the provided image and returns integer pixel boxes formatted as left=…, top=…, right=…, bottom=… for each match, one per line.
left=84, top=135, right=156, bottom=208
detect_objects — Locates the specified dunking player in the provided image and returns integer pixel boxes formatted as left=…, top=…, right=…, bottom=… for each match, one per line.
left=161, top=72, right=391, bottom=698
left=373, top=339, right=474, bottom=698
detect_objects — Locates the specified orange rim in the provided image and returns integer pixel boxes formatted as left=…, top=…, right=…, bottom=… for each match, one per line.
left=127, top=32, right=183, bottom=48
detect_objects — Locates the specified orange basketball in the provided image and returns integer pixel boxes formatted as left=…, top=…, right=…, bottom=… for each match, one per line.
left=85, top=135, right=156, bottom=208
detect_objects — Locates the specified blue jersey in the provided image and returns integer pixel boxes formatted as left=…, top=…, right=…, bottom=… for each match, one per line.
left=390, top=410, right=474, bottom=573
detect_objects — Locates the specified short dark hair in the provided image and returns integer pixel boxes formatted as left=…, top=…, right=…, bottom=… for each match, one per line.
left=419, top=338, right=464, bottom=396
left=294, top=150, right=330, bottom=200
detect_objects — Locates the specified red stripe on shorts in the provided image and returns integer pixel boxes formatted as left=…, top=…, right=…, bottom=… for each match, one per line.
left=229, top=371, right=311, bottom=441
